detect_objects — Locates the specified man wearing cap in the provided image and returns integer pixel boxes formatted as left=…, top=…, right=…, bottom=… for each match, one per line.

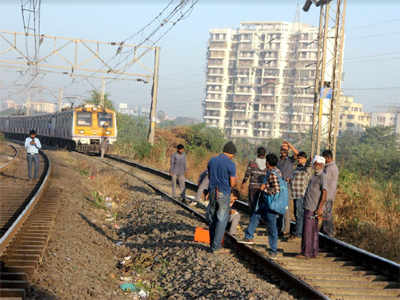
left=206, top=141, right=237, bottom=254
left=170, top=144, right=187, bottom=201
left=298, top=155, right=328, bottom=259
left=24, top=129, right=42, bottom=180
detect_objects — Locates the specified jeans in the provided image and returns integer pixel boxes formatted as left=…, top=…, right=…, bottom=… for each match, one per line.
left=171, top=174, right=186, bottom=199
left=248, top=188, right=262, bottom=214
left=228, top=212, right=240, bottom=235
left=27, top=154, right=39, bottom=179
left=207, top=190, right=230, bottom=251
left=195, top=176, right=209, bottom=203
left=245, top=209, right=279, bottom=254
left=294, top=198, right=304, bottom=237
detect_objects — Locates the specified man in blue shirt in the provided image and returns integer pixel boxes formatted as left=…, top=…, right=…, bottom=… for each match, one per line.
left=24, top=129, right=42, bottom=180
left=206, top=141, right=237, bottom=254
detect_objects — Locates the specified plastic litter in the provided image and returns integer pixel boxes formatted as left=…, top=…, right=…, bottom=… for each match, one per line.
left=120, top=283, right=136, bottom=292
left=138, top=289, right=148, bottom=298
left=120, top=276, right=133, bottom=281
left=115, top=241, right=123, bottom=246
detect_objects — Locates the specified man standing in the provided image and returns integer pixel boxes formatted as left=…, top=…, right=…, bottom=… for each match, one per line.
left=321, top=149, right=339, bottom=236
left=207, top=141, right=237, bottom=254
left=298, top=155, right=327, bottom=259
left=241, top=153, right=282, bottom=259
left=241, top=147, right=267, bottom=214
left=170, top=144, right=187, bottom=201
left=100, top=136, right=108, bottom=159
left=24, top=130, right=42, bottom=180
left=277, top=141, right=298, bottom=239
left=290, top=151, right=311, bottom=239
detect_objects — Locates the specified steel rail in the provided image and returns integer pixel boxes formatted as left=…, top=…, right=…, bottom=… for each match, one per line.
left=106, top=154, right=400, bottom=284
left=0, top=150, right=51, bottom=256
left=104, top=154, right=329, bottom=300
left=0, top=144, right=18, bottom=172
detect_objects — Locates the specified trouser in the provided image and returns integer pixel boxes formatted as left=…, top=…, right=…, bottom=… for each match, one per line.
left=27, top=154, right=39, bottom=179
left=248, top=188, right=262, bottom=214
left=301, top=209, right=319, bottom=258
left=207, top=190, right=230, bottom=251
left=228, top=212, right=241, bottom=235
left=294, top=197, right=305, bottom=237
left=277, top=186, right=292, bottom=235
left=171, top=174, right=186, bottom=200
left=195, top=177, right=209, bottom=203
left=321, top=199, right=334, bottom=236
left=245, top=209, right=279, bottom=254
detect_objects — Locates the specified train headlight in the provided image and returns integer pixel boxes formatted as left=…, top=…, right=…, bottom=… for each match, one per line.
left=106, top=131, right=110, bottom=135
left=79, top=130, right=85, bottom=134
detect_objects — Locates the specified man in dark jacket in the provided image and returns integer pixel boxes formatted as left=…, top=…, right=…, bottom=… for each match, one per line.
left=170, top=144, right=186, bottom=201
left=241, top=147, right=267, bottom=214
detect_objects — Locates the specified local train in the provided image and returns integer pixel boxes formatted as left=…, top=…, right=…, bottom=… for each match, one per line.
left=0, top=104, right=117, bottom=150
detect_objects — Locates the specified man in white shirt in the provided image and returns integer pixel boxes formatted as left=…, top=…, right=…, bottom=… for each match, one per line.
left=24, top=130, right=42, bottom=180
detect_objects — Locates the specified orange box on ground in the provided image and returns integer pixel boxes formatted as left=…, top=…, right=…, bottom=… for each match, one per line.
left=194, top=227, right=210, bottom=244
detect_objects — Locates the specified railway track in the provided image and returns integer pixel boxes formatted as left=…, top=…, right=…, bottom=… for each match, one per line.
left=96, top=153, right=400, bottom=300
left=0, top=145, right=54, bottom=299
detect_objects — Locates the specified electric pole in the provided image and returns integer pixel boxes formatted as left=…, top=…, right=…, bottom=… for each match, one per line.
left=304, top=0, right=347, bottom=159
left=147, top=46, right=160, bottom=146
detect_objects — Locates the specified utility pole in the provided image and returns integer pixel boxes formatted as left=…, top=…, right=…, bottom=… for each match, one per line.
left=26, top=90, right=31, bottom=116
left=100, top=77, right=105, bottom=108
left=304, top=0, right=347, bottom=159
left=147, top=46, right=160, bottom=145
left=58, top=88, right=63, bottom=112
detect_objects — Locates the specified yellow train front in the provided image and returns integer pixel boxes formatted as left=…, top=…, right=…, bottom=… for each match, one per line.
left=73, top=105, right=117, bottom=146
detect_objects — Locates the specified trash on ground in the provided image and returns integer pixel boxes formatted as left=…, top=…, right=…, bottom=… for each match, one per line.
left=138, top=289, right=148, bottom=298
left=120, top=282, right=136, bottom=292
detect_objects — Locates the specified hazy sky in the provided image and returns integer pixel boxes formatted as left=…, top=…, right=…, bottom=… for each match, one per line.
left=0, top=0, right=399, bottom=118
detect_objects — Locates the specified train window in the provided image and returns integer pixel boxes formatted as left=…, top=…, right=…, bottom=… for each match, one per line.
left=76, top=112, right=92, bottom=126
left=98, top=112, right=113, bottom=128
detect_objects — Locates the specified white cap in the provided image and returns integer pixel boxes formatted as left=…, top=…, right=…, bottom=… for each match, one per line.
left=312, top=155, right=326, bottom=165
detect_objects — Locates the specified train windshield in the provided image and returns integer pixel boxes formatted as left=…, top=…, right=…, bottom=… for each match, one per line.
left=76, top=112, right=92, bottom=126
left=98, top=112, right=113, bottom=128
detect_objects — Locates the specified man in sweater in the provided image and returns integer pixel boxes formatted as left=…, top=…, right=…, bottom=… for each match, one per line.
left=170, top=144, right=187, bottom=201
left=24, top=129, right=42, bottom=180
left=241, top=147, right=267, bottom=214
left=298, top=155, right=328, bottom=259
left=321, top=149, right=339, bottom=236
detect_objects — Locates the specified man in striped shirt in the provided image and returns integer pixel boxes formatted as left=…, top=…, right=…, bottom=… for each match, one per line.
left=290, top=151, right=312, bottom=239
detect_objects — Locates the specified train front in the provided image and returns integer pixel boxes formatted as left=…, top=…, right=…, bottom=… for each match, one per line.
left=73, top=105, right=117, bottom=146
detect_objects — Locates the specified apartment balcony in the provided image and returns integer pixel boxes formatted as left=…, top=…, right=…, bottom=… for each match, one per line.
left=209, top=41, right=228, bottom=49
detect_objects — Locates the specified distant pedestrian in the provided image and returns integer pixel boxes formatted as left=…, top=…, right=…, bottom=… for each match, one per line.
left=206, top=141, right=237, bottom=254
left=227, top=189, right=241, bottom=235
left=321, top=149, right=339, bottom=236
left=241, top=153, right=283, bottom=259
left=24, top=129, right=41, bottom=180
left=195, top=169, right=209, bottom=204
left=297, top=155, right=328, bottom=259
left=100, top=136, right=108, bottom=159
left=277, top=141, right=298, bottom=239
left=241, top=146, right=267, bottom=214
left=290, top=151, right=311, bottom=239
left=169, top=144, right=186, bottom=201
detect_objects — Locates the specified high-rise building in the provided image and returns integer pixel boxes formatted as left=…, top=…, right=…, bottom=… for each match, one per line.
left=371, top=110, right=400, bottom=136
left=338, top=96, right=370, bottom=135
left=203, top=21, right=320, bottom=141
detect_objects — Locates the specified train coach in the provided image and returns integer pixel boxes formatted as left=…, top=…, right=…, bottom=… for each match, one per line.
left=0, top=104, right=117, bottom=150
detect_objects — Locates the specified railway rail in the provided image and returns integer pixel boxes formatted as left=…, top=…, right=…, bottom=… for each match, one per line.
left=97, top=153, right=400, bottom=300
left=0, top=145, right=53, bottom=299
left=0, top=144, right=17, bottom=172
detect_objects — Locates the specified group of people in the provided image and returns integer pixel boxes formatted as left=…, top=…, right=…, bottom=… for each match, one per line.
left=169, top=140, right=339, bottom=258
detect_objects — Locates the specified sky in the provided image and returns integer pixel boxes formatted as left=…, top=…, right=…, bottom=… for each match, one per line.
left=0, top=0, right=399, bottom=118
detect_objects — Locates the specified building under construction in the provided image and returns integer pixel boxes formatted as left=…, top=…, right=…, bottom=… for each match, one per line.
left=203, top=21, right=322, bottom=141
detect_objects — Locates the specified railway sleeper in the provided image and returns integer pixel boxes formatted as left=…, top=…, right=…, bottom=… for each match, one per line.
left=0, top=288, right=25, bottom=299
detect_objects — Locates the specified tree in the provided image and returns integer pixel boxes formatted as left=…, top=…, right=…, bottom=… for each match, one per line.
left=84, top=90, right=115, bottom=110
